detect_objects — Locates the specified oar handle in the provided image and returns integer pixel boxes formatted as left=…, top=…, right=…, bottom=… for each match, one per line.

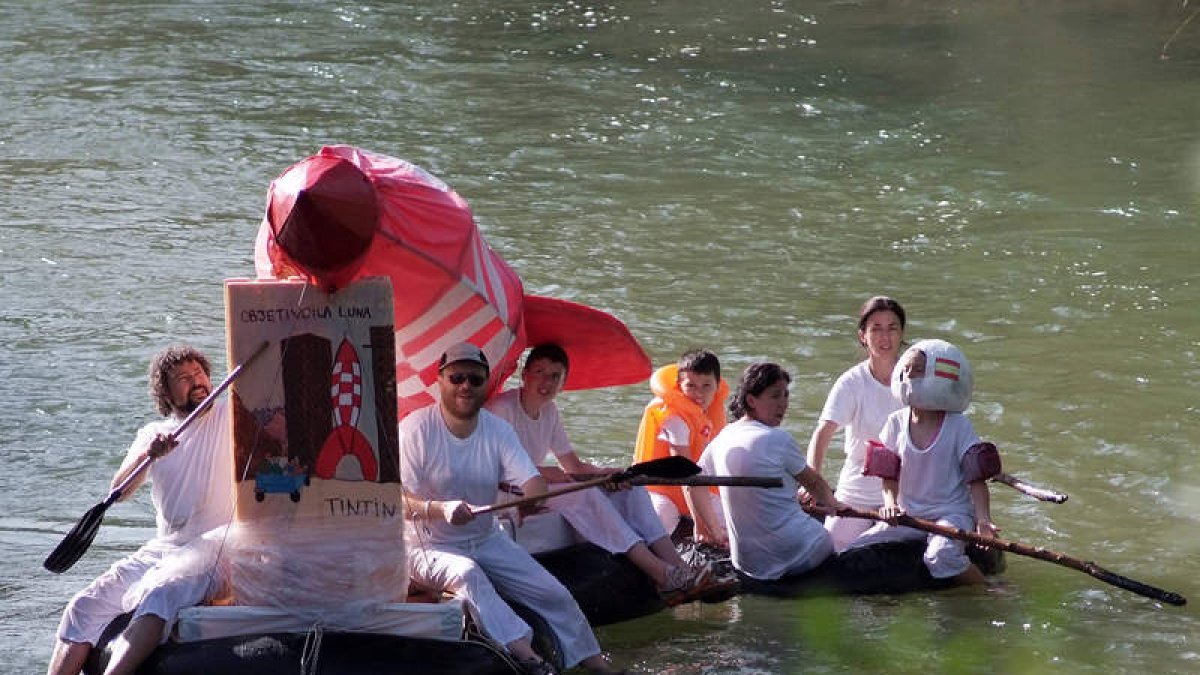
left=628, top=476, right=782, bottom=488
left=992, top=472, right=1068, bottom=503
left=470, top=455, right=701, bottom=517
left=819, top=504, right=1186, bottom=606
left=105, top=455, right=155, bottom=506
left=471, top=475, right=612, bottom=516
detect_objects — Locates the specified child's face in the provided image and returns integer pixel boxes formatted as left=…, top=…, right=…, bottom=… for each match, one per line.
left=679, top=371, right=719, bottom=409
left=521, top=357, right=566, bottom=407
left=901, top=350, right=927, bottom=379
left=897, top=350, right=932, bottom=411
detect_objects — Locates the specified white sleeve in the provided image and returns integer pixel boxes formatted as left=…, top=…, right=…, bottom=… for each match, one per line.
left=951, top=414, right=983, bottom=461
left=658, top=414, right=691, bottom=447
left=495, top=422, right=540, bottom=487
left=878, top=411, right=903, bottom=453
left=778, top=430, right=807, bottom=476
left=818, top=368, right=859, bottom=426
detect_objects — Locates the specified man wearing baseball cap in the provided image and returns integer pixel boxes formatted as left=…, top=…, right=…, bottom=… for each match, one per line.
left=400, top=342, right=624, bottom=675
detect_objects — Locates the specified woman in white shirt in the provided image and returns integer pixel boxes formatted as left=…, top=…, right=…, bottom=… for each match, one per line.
left=700, top=363, right=840, bottom=581
left=806, top=296, right=907, bottom=551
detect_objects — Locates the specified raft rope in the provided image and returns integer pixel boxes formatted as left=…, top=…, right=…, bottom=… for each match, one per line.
left=464, top=611, right=525, bottom=674
left=300, top=621, right=325, bottom=675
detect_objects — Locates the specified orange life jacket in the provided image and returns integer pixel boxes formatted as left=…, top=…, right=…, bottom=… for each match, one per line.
left=633, top=364, right=729, bottom=515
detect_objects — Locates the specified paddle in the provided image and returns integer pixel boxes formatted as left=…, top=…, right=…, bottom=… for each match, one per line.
left=991, top=472, right=1068, bottom=503
left=471, top=455, right=701, bottom=516
left=628, top=475, right=782, bottom=488
left=43, top=340, right=270, bottom=574
left=817, top=503, right=1186, bottom=606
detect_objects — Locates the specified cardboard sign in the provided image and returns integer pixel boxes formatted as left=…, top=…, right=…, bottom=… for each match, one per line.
left=224, top=277, right=402, bottom=523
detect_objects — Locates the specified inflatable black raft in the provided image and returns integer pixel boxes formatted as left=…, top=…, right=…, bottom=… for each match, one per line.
left=86, top=540, right=1002, bottom=674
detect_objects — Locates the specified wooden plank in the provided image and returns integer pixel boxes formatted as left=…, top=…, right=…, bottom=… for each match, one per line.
left=223, top=277, right=401, bottom=524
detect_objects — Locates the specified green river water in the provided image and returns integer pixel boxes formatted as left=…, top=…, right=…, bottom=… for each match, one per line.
left=2, top=2, right=1198, bottom=672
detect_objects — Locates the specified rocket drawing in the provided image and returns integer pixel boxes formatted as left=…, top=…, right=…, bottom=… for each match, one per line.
left=314, top=337, right=378, bottom=480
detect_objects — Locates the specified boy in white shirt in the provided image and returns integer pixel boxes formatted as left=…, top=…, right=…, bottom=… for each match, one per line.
left=487, top=344, right=726, bottom=605
left=848, top=339, right=1001, bottom=584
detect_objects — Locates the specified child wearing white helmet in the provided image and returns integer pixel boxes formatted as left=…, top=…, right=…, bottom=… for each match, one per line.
left=845, top=339, right=1001, bottom=585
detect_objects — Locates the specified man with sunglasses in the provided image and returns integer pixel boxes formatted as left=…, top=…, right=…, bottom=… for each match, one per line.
left=400, top=342, right=624, bottom=675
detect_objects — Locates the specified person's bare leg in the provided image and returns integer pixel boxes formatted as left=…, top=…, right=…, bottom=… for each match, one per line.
left=623, top=542, right=672, bottom=587
left=507, top=637, right=559, bottom=673
left=103, top=615, right=165, bottom=675
left=647, top=535, right=687, bottom=568
left=47, top=640, right=90, bottom=675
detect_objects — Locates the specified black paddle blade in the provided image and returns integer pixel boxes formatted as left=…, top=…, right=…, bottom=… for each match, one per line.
left=43, top=502, right=108, bottom=573
left=626, top=455, right=702, bottom=480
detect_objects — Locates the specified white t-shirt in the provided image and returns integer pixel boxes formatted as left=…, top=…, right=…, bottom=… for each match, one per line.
left=121, top=397, right=234, bottom=544
left=699, top=419, right=829, bottom=581
left=818, top=361, right=901, bottom=506
left=485, top=389, right=574, bottom=466
left=657, top=414, right=690, bottom=447
left=878, top=410, right=981, bottom=520
left=399, top=405, right=539, bottom=544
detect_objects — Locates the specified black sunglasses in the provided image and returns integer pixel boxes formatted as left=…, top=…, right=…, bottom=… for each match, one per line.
left=446, top=372, right=487, bottom=387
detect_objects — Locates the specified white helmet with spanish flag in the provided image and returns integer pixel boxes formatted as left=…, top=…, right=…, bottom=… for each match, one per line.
left=891, top=338, right=973, bottom=412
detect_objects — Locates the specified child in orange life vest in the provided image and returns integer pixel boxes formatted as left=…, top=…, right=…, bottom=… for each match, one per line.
left=633, top=349, right=729, bottom=546
left=848, top=339, right=1001, bottom=585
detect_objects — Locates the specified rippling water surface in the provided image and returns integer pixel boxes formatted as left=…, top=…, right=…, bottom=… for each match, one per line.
left=3, top=2, right=1198, bottom=673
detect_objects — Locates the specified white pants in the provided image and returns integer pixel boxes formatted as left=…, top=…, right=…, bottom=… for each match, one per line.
left=649, top=491, right=724, bottom=539
left=824, top=496, right=883, bottom=553
left=408, top=531, right=600, bottom=669
left=824, top=515, right=877, bottom=553
left=546, top=485, right=668, bottom=554
left=57, top=541, right=217, bottom=645
left=845, top=512, right=975, bottom=579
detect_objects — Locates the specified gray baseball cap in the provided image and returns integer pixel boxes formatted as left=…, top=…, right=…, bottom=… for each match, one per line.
left=438, top=342, right=490, bottom=371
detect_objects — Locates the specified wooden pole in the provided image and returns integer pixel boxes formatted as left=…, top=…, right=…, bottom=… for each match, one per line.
left=820, top=504, right=1185, bottom=606
left=991, top=472, right=1068, bottom=503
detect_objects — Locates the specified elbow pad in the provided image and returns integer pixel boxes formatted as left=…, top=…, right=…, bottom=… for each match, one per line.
left=862, top=440, right=901, bottom=481
left=961, top=441, right=1002, bottom=482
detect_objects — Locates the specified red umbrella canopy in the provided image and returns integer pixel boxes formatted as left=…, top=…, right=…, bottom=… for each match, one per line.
left=256, top=145, right=527, bottom=419
left=522, top=295, right=650, bottom=391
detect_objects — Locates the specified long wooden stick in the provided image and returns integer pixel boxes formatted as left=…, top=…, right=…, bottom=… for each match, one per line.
left=824, top=504, right=1186, bottom=606
left=992, top=472, right=1068, bottom=503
